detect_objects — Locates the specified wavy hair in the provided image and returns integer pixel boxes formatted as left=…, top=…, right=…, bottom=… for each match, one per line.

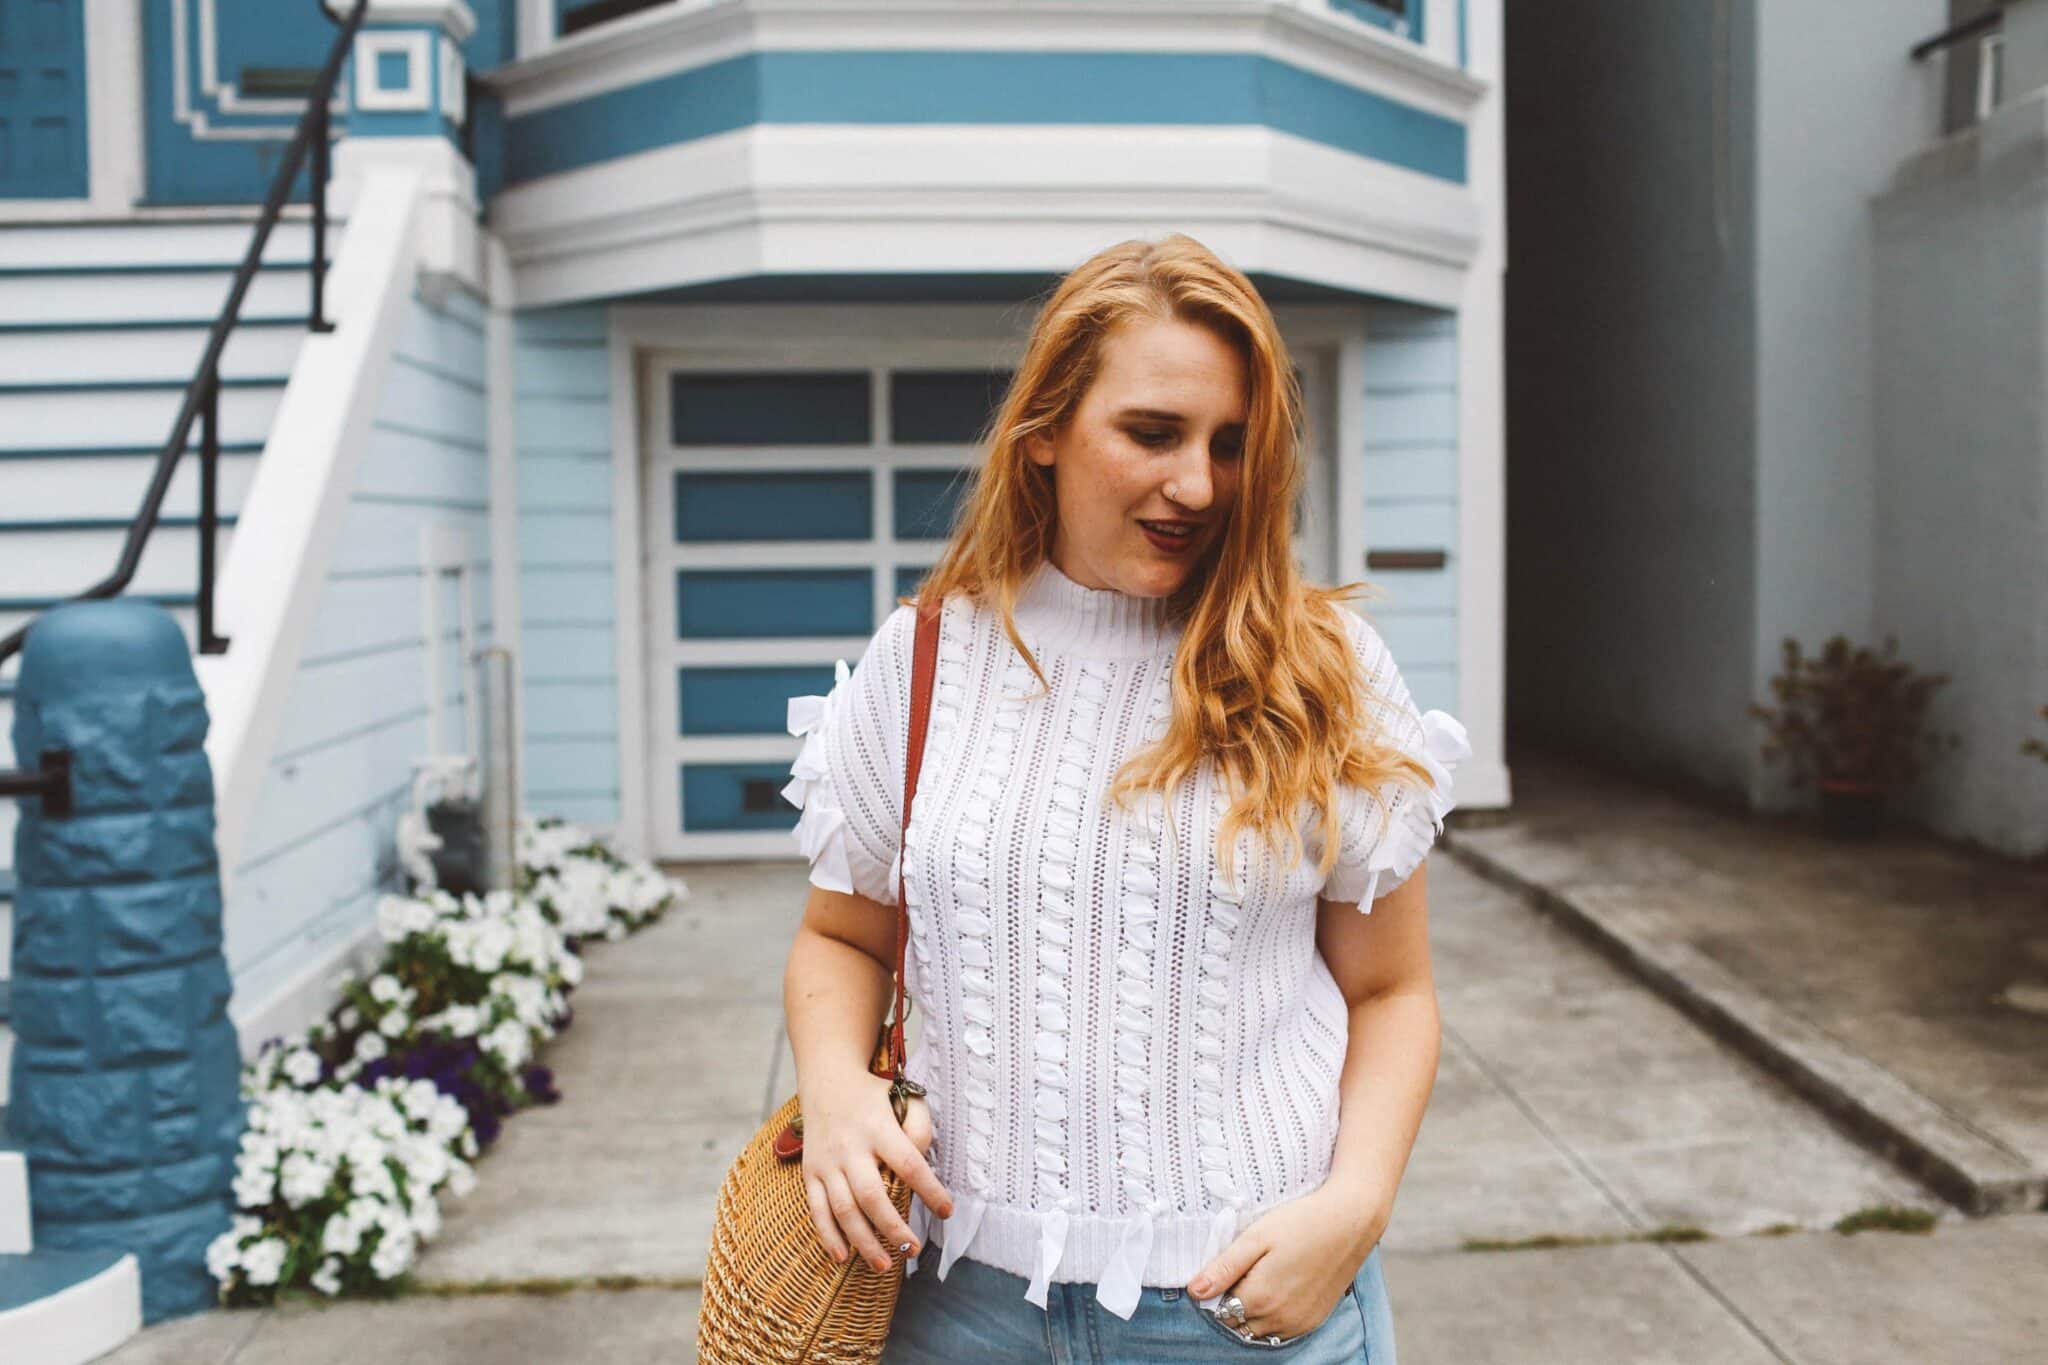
left=908, top=233, right=1434, bottom=889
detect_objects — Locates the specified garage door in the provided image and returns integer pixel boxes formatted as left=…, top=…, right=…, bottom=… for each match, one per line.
left=641, top=352, right=1010, bottom=859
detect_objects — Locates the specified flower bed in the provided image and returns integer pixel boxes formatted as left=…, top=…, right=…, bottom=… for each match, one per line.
left=204, top=814, right=689, bottom=1306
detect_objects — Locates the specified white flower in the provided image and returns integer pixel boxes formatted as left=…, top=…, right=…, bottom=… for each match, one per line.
left=605, top=920, right=627, bottom=942
left=369, top=974, right=403, bottom=1004
left=311, top=1257, right=344, bottom=1296
left=281, top=1048, right=323, bottom=1088
left=369, top=1228, right=417, bottom=1281
left=482, top=1019, right=531, bottom=1071
left=447, top=1159, right=478, bottom=1198
left=238, top=1132, right=281, bottom=1169
left=350, top=1159, right=398, bottom=1204
left=337, top=1006, right=361, bottom=1030
left=323, top=1211, right=365, bottom=1257
left=241, top=1237, right=288, bottom=1287
left=345, top=1132, right=386, bottom=1170
left=401, top=1079, right=442, bottom=1120
left=233, top=1163, right=277, bottom=1209
left=426, top=1098, right=471, bottom=1147
left=378, top=1009, right=411, bottom=1039
left=205, top=1230, right=244, bottom=1282
left=279, top=1152, right=337, bottom=1208
left=408, top=1194, right=444, bottom=1241
left=354, top=1032, right=387, bottom=1062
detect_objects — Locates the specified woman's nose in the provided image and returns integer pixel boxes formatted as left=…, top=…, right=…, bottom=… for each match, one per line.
left=1165, top=451, right=1217, bottom=509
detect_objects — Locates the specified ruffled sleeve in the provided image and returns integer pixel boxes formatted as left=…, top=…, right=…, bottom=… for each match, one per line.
left=1319, top=611, right=1474, bottom=910
left=780, top=606, right=917, bottom=906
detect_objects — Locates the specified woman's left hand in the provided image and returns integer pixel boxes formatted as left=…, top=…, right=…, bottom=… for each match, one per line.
left=1184, top=1182, right=1391, bottom=1341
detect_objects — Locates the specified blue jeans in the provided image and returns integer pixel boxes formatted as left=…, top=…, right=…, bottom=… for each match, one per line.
left=880, top=1242, right=1397, bottom=1364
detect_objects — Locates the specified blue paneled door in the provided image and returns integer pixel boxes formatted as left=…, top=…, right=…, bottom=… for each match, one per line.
left=642, top=353, right=1009, bottom=857
left=0, top=0, right=90, bottom=199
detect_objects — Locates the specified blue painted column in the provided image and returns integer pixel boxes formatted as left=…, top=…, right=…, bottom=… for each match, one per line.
left=8, top=601, right=241, bottom=1324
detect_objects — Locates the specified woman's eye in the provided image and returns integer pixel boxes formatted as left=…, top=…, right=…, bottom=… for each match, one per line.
left=1132, top=428, right=1173, bottom=447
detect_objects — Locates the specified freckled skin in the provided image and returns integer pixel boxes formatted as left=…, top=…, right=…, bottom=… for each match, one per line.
left=1024, top=315, right=1247, bottom=598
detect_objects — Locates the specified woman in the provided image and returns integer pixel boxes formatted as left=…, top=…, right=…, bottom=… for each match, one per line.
left=780, top=233, right=1468, bottom=1363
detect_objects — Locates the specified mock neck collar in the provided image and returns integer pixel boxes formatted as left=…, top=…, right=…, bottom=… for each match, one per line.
left=1010, top=558, right=1180, bottom=660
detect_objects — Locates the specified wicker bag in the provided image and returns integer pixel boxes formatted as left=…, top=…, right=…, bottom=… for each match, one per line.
left=696, top=595, right=943, bottom=1363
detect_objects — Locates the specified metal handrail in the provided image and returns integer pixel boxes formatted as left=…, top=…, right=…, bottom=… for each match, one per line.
left=0, top=0, right=369, bottom=671
left=1911, top=7, right=2002, bottom=62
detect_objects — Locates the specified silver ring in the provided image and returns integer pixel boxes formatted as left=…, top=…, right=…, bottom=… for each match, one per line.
left=1218, top=1294, right=1246, bottom=1327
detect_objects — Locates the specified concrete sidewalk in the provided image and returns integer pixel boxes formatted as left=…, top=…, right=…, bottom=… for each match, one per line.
left=1446, top=749, right=2048, bottom=1216
left=101, top=830, right=2048, bottom=1362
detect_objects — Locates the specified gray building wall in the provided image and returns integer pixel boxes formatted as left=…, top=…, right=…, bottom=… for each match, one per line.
left=1872, top=91, right=2048, bottom=858
left=1750, top=0, right=1948, bottom=807
left=1504, top=0, right=1760, bottom=792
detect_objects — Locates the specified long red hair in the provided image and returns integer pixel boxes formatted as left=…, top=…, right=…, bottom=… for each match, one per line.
left=909, top=233, right=1432, bottom=886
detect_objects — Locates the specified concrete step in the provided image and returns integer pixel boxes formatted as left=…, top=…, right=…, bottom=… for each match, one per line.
left=0, top=524, right=240, bottom=604
left=0, top=266, right=326, bottom=329
left=0, top=446, right=264, bottom=524
left=0, top=320, right=310, bottom=387
left=0, top=381, right=283, bottom=453
left=0, top=1245, right=143, bottom=1365
left=0, top=217, right=341, bottom=269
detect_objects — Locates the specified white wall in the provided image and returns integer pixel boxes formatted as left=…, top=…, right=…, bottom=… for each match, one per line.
left=1870, top=92, right=2048, bottom=858
left=1751, top=0, right=1949, bottom=806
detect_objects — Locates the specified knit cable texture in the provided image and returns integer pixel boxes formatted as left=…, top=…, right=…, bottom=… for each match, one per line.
left=781, top=560, right=1468, bottom=1320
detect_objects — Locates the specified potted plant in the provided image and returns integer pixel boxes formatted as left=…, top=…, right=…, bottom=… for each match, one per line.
left=1747, top=634, right=1954, bottom=837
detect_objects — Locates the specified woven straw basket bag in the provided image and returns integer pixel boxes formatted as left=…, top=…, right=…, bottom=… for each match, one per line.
left=696, top=596, right=942, bottom=1363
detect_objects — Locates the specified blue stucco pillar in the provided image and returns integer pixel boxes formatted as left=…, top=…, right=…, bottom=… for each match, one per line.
left=8, top=601, right=241, bottom=1324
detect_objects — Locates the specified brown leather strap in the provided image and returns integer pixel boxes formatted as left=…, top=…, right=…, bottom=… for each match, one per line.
left=870, top=594, right=941, bottom=1081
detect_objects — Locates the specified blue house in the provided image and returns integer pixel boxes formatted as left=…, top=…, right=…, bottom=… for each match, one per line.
left=0, top=0, right=1506, bottom=1347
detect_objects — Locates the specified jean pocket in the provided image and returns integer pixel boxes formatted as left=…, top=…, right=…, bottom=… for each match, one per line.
left=1188, top=1283, right=1354, bottom=1351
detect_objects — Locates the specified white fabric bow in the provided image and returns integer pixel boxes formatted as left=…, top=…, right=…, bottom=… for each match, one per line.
left=781, top=659, right=855, bottom=894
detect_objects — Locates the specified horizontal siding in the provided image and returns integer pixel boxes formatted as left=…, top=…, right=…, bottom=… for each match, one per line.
left=226, top=285, right=496, bottom=998
left=514, top=306, right=619, bottom=821
left=1362, top=307, right=1459, bottom=718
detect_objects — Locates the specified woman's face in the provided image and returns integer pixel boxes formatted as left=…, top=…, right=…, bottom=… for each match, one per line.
left=1025, top=314, right=1247, bottom=599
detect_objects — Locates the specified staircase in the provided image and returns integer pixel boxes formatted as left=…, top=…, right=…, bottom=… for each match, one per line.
left=0, top=214, right=338, bottom=1357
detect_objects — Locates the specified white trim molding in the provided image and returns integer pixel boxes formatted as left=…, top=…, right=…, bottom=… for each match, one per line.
left=1452, top=0, right=1508, bottom=812
left=493, top=123, right=1484, bottom=310
left=332, top=137, right=482, bottom=290
left=325, top=0, right=480, bottom=42
left=356, top=31, right=436, bottom=112
left=490, top=1, right=1482, bottom=121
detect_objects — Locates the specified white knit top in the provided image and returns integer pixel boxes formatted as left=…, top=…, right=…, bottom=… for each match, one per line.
left=782, top=559, right=1469, bottom=1321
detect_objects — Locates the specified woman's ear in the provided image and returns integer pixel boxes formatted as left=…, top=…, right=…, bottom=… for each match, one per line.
left=1023, top=429, right=1056, bottom=468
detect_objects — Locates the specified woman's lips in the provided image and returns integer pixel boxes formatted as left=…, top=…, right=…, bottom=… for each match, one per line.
left=1139, top=520, right=1200, bottom=553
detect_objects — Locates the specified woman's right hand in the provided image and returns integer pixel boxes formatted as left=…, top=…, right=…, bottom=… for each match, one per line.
left=799, top=1071, right=954, bottom=1273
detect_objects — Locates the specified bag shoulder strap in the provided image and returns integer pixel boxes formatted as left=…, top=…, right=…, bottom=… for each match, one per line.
left=875, top=594, right=941, bottom=1079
